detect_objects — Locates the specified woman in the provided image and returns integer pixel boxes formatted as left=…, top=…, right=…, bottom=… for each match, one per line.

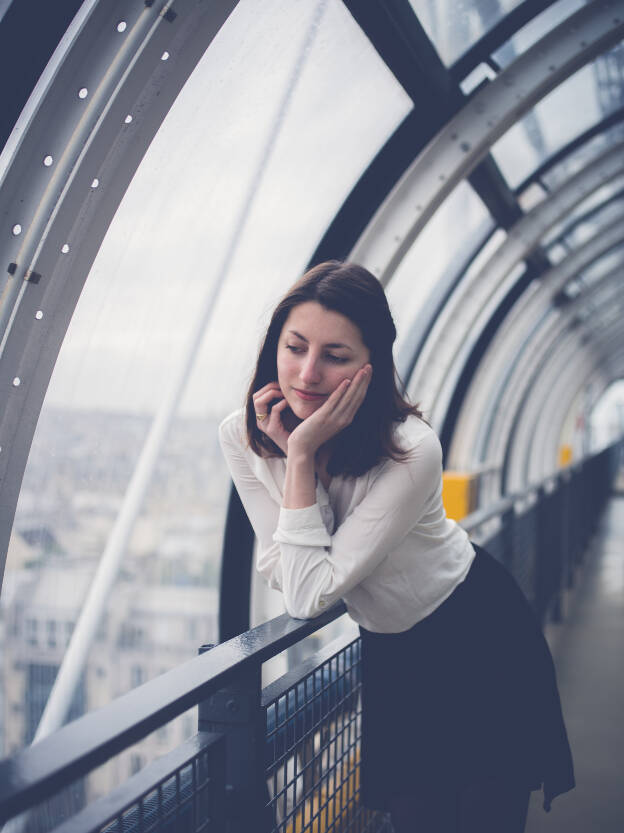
left=218, top=260, right=574, bottom=832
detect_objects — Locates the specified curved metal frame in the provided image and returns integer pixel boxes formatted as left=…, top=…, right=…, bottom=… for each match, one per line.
left=507, top=293, right=624, bottom=488
left=513, top=330, right=600, bottom=485
left=545, top=183, right=624, bottom=252
left=411, top=138, right=624, bottom=431
left=450, top=212, right=624, bottom=486
left=0, top=0, right=239, bottom=586
left=349, top=1, right=624, bottom=283
left=530, top=324, right=624, bottom=482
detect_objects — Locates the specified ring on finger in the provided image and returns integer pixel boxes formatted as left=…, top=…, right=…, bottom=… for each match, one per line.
left=256, top=412, right=268, bottom=421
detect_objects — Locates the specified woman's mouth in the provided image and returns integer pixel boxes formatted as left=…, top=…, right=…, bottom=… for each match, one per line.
left=294, top=388, right=328, bottom=401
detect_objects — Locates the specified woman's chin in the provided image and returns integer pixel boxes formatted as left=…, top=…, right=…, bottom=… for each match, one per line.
left=288, top=398, right=321, bottom=420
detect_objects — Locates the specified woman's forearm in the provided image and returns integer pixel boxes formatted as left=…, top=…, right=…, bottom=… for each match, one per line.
left=283, top=450, right=316, bottom=509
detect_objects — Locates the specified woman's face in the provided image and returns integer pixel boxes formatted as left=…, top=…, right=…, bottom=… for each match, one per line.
left=277, top=301, right=371, bottom=420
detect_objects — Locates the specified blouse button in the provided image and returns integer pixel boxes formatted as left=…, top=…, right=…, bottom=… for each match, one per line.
left=318, top=599, right=327, bottom=609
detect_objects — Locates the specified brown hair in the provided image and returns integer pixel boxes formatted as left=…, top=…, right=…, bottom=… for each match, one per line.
left=245, top=261, right=423, bottom=477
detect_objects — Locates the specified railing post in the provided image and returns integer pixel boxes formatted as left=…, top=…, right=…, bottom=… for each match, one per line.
left=198, top=646, right=268, bottom=833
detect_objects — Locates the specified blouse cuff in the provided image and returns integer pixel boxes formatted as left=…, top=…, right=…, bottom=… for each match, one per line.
left=273, top=503, right=332, bottom=547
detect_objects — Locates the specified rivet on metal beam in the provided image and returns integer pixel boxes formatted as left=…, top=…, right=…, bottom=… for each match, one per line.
left=7, top=262, right=17, bottom=275
left=163, top=9, right=177, bottom=23
left=25, top=270, right=41, bottom=284
left=144, top=0, right=154, bottom=7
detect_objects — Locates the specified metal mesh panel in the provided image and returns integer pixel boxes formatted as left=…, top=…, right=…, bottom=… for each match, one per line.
left=264, top=639, right=391, bottom=833
left=101, top=753, right=215, bottom=833
left=46, top=733, right=225, bottom=833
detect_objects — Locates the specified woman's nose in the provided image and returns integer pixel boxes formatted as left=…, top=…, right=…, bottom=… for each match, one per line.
left=300, top=354, right=321, bottom=384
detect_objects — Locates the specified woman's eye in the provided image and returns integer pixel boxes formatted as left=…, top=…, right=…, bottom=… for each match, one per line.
left=327, top=355, right=348, bottom=363
left=286, top=344, right=303, bottom=354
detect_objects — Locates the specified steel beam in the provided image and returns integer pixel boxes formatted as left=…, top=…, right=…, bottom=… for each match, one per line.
left=508, top=301, right=624, bottom=487
left=409, top=138, right=624, bottom=432
left=350, top=0, right=624, bottom=283
left=0, top=0, right=239, bottom=587
left=529, top=329, right=624, bottom=482
left=545, top=184, right=624, bottom=251
left=449, top=211, right=624, bottom=479
left=507, top=307, right=624, bottom=489
left=315, top=0, right=527, bottom=264
left=510, top=330, right=601, bottom=487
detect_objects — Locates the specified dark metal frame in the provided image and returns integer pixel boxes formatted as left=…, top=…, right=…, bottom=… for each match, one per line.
left=218, top=487, right=255, bottom=642
left=312, top=0, right=547, bottom=265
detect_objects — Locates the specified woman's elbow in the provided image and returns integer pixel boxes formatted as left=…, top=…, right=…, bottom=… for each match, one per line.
left=284, top=593, right=327, bottom=620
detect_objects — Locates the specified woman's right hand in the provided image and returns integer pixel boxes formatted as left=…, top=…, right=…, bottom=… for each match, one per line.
left=252, top=382, right=291, bottom=454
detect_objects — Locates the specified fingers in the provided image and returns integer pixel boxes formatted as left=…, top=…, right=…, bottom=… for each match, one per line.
left=253, top=382, right=283, bottom=417
left=314, top=364, right=371, bottom=429
left=338, top=365, right=371, bottom=421
left=254, top=381, right=282, bottom=398
left=336, top=364, right=371, bottom=407
left=260, top=396, right=288, bottom=435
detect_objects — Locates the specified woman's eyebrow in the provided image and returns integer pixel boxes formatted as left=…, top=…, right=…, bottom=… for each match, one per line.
left=288, top=329, right=354, bottom=351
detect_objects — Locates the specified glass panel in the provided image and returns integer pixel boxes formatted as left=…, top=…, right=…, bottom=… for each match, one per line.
left=490, top=49, right=623, bottom=189
left=492, top=0, right=585, bottom=70
left=540, top=120, right=624, bottom=193
left=581, top=243, right=624, bottom=288
left=542, top=175, right=624, bottom=248
left=565, top=244, right=624, bottom=297
left=1, top=0, right=411, bottom=763
left=409, top=0, right=523, bottom=67
left=386, top=181, right=492, bottom=364
left=549, top=194, right=624, bottom=253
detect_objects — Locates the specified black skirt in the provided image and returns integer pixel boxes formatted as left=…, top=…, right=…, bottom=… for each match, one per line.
left=359, top=544, right=574, bottom=812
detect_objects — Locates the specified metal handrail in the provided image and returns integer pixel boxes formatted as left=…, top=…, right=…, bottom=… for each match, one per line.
left=459, top=458, right=586, bottom=534
left=0, top=604, right=346, bottom=823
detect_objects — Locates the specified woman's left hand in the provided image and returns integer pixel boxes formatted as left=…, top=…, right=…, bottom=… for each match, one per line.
left=287, top=364, right=372, bottom=457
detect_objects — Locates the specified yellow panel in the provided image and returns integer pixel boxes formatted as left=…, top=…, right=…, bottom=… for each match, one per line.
left=558, top=444, right=573, bottom=467
left=286, top=750, right=361, bottom=833
left=442, top=472, right=478, bottom=521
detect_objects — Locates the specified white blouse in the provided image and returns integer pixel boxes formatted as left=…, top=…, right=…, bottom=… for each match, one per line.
left=218, top=408, right=475, bottom=633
